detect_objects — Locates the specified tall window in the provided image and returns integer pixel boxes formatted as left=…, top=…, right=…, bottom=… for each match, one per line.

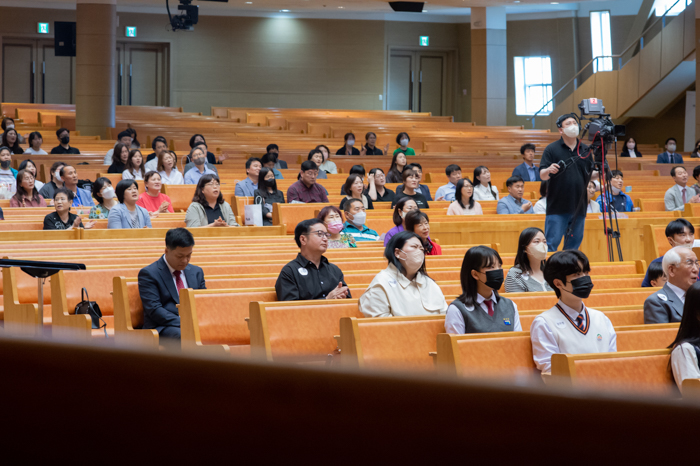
left=514, top=56, right=553, bottom=116
left=590, top=11, right=612, bottom=73
left=654, top=0, right=692, bottom=16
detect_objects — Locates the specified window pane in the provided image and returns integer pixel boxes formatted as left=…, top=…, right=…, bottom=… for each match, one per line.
left=590, top=11, right=612, bottom=73
left=514, top=55, right=552, bottom=116
left=655, top=0, right=690, bottom=16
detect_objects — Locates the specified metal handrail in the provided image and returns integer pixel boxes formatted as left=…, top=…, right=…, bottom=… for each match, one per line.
left=528, top=0, right=686, bottom=126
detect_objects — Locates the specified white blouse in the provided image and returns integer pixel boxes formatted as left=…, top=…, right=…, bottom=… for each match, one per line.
left=24, top=148, right=48, bottom=155
left=359, top=264, right=448, bottom=318
left=671, top=343, right=700, bottom=392
left=533, top=198, right=547, bottom=214
left=159, top=169, right=184, bottom=185
left=122, top=169, right=144, bottom=181
left=472, top=183, right=499, bottom=201
left=587, top=200, right=600, bottom=213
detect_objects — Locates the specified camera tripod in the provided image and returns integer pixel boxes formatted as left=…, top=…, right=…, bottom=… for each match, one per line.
left=590, top=135, right=623, bottom=262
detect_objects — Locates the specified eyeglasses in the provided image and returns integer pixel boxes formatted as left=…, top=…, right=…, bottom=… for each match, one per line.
left=308, top=230, right=332, bottom=239
left=683, top=260, right=700, bottom=268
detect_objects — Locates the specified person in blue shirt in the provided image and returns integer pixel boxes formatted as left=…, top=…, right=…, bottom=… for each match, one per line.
left=261, top=153, right=284, bottom=179
left=184, top=147, right=217, bottom=184
left=60, top=165, right=94, bottom=207
left=342, top=198, right=380, bottom=242
left=235, top=157, right=262, bottom=197
left=435, top=164, right=462, bottom=201
left=496, top=176, right=533, bottom=215
left=512, top=143, right=541, bottom=182
left=596, top=169, right=633, bottom=213
left=656, top=137, right=683, bottom=163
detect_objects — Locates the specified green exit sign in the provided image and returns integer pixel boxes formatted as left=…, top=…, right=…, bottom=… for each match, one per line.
left=126, top=26, right=137, bottom=38
left=419, top=36, right=429, bottom=46
left=37, top=23, right=49, bottom=34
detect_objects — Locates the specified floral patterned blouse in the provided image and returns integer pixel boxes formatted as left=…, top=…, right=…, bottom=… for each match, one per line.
left=89, top=203, right=115, bottom=219
left=328, top=232, right=357, bottom=249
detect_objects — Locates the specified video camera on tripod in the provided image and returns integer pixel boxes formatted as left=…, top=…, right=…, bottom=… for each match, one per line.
left=578, top=98, right=626, bottom=164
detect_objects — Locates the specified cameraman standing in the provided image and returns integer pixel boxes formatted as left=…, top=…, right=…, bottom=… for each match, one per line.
left=540, top=114, right=595, bottom=251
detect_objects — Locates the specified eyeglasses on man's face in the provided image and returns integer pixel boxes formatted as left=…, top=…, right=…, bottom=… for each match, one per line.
left=307, top=230, right=332, bottom=239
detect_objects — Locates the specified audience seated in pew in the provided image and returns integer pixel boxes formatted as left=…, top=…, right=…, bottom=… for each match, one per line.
left=261, top=153, right=284, bottom=180
left=359, top=231, right=447, bottom=318
left=512, top=143, right=541, bottom=182
left=275, top=218, right=351, bottom=301
left=396, top=163, right=432, bottom=200
left=586, top=181, right=601, bottom=214
left=393, top=131, right=415, bottom=156
left=339, top=165, right=366, bottom=195
left=184, top=146, right=217, bottom=185
left=343, top=198, right=380, bottom=242
left=391, top=166, right=429, bottom=209
left=307, top=149, right=328, bottom=180
left=647, top=261, right=667, bottom=288
left=10, top=168, right=46, bottom=207
left=144, top=135, right=168, bottom=171
left=187, top=133, right=222, bottom=165
left=642, top=219, right=696, bottom=286
left=0, top=146, right=17, bottom=198
left=315, top=144, right=335, bottom=174
left=266, top=143, right=287, bottom=169
left=404, top=210, right=441, bottom=255
left=365, top=168, right=395, bottom=204
left=286, top=161, right=328, bottom=203
left=158, top=150, right=183, bottom=185
left=25, top=131, right=46, bottom=155
left=656, top=137, right=683, bottom=163
left=1, top=117, right=24, bottom=143
left=644, top=246, right=698, bottom=324
left=533, top=180, right=548, bottom=214
left=139, top=228, right=206, bottom=340
left=446, top=245, right=521, bottom=334
left=18, top=159, right=44, bottom=191
left=107, top=179, right=152, bottom=229
left=89, top=177, right=117, bottom=219
left=386, top=151, right=406, bottom=184
left=137, top=171, right=173, bottom=214
left=254, top=167, right=285, bottom=226
left=669, top=281, right=700, bottom=392
left=127, top=127, right=140, bottom=149
left=185, top=174, right=239, bottom=228
left=39, top=161, right=66, bottom=200
left=620, top=137, right=642, bottom=158
left=497, top=175, right=533, bottom=215
left=234, top=157, right=263, bottom=197
left=530, top=249, right=617, bottom=374
left=505, top=227, right=552, bottom=293
left=50, top=127, right=80, bottom=154
left=317, top=206, right=356, bottom=249
left=597, top=170, right=633, bottom=213
left=336, top=132, right=360, bottom=156
left=122, top=149, right=146, bottom=181
left=665, top=166, right=700, bottom=211
left=61, top=165, right=94, bottom=207
left=340, top=174, right=374, bottom=211
left=108, top=142, right=130, bottom=174
left=384, top=197, right=418, bottom=246
left=435, top=164, right=462, bottom=202
left=361, top=131, right=389, bottom=155
left=3, top=128, right=23, bottom=155
left=472, top=165, right=499, bottom=201
left=103, top=130, right=133, bottom=165
left=447, top=178, right=482, bottom=216
left=44, top=188, right=96, bottom=230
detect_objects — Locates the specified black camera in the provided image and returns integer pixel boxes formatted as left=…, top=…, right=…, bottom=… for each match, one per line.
left=578, top=98, right=625, bottom=144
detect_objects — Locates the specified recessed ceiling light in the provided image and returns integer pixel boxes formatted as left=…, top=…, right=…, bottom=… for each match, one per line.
left=245, top=1, right=252, bottom=3
left=514, top=1, right=520, bottom=3
left=280, top=9, right=290, bottom=12
left=338, top=6, right=344, bottom=8
left=551, top=1, right=559, bottom=3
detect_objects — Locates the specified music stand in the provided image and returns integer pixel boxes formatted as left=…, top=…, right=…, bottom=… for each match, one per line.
left=0, top=259, right=86, bottom=327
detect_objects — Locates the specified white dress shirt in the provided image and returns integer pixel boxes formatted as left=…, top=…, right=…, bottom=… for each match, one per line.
left=163, top=254, right=188, bottom=290
left=671, top=343, right=700, bottom=391
left=666, top=281, right=687, bottom=304
left=627, top=149, right=637, bottom=158
left=533, top=198, right=547, bottom=214
left=159, top=169, right=184, bottom=185
left=677, top=184, right=689, bottom=203
left=472, top=183, right=499, bottom=201
left=445, top=291, right=522, bottom=334
left=530, top=300, right=617, bottom=373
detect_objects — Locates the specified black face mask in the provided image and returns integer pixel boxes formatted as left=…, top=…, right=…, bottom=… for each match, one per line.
left=564, top=275, right=594, bottom=299
left=60, top=135, right=70, bottom=145
left=481, top=269, right=504, bottom=290
left=0, top=160, right=10, bottom=170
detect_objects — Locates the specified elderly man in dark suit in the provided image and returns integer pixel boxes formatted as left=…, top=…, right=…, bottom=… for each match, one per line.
left=138, top=228, right=206, bottom=339
left=512, top=143, right=541, bottom=182
left=644, top=246, right=699, bottom=324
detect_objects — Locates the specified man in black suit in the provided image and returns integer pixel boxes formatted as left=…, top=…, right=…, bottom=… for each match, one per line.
left=512, top=143, right=541, bottom=182
left=138, top=228, right=206, bottom=339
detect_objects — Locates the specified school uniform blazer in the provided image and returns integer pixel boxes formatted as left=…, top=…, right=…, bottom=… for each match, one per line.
left=107, top=203, right=153, bottom=229
left=643, top=283, right=685, bottom=324
left=511, top=162, right=541, bottom=182
left=138, top=256, right=206, bottom=333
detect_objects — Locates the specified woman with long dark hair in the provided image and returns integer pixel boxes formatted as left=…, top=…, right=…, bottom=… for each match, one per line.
left=254, top=167, right=285, bottom=226
left=185, top=174, right=239, bottom=228
left=2, top=128, right=23, bottom=155
left=445, top=246, right=522, bottom=334
left=447, top=178, right=482, bottom=215
left=620, top=137, right=642, bottom=158
left=122, top=149, right=146, bottom=180
left=10, top=168, right=46, bottom=207
left=669, top=281, right=700, bottom=392
left=109, top=142, right=130, bottom=174
left=472, top=166, right=499, bottom=201
left=336, top=132, right=360, bottom=155
left=505, top=227, right=552, bottom=293
left=386, top=151, right=407, bottom=183
left=384, top=197, right=418, bottom=246
left=359, top=231, right=447, bottom=318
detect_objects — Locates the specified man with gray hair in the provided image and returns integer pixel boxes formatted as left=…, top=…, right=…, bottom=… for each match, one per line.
left=643, top=246, right=699, bottom=323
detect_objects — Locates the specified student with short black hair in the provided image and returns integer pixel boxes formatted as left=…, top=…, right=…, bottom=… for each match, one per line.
left=25, top=131, right=47, bottom=155
left=596, top=169, right=633, bottom=212
left=266, top=143, right=288, bottom=169
left=691, top=165, right=700, bottom=195
left=435, top=164, right=462, bottom=201
left=144, top=135, right=169, bottom=171
left=530, top=250, right=617, bottom=374
left=445, top=246, right=521, bottom=334
left=235, top=157, right=263, bottom=197
left=336, top=132, right=360, bottom=155
left=307, top=149, right=328, bottom=179
left=50, top=128, right=80, bottom=154
left=642, top=218, right=696, bottom=286
left=657, top=137, right=683, bottom=163
left=505, top=227, right=552, bottom=293
left=669, top=281, right=700, bottom=393
left=512, top=143, right=541, bottom=182
left=275, top=219, right=351, bottom=301
left=393, top=132, right=415, bottom=156
left=43, top=188, right=96, bottom=230
left=647, top=260, right=667, bottom=288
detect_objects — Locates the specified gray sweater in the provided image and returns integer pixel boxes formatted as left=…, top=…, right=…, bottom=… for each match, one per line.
left=184, top=201, right=239, bottom=227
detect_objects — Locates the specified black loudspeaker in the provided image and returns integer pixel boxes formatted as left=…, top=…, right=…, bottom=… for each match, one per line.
left=54, top=21, right=76, bottom=57
left=389, top=2, right=424, bottom=12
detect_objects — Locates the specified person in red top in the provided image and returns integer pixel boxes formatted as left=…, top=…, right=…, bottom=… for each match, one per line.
left=404, top=210, right=442, bottom=256
left=137, top=171, right=174, bottom=214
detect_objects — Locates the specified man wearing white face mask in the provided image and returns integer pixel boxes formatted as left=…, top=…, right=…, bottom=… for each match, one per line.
left=342, top=199, right=380, bottom=242
left=539, top=113, right=595, bottom=251
left=657, top=137, right=683, bottom=164
left=360, top=231, right=447, bottom=318
left=595, top=170, right=633, bottom=213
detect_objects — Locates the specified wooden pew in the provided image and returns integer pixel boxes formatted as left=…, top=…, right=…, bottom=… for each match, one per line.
left=112, top=277, right=159, bottom=349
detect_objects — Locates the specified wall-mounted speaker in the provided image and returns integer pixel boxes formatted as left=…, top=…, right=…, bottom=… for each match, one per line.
left=389, top=2, right=424, bottom=13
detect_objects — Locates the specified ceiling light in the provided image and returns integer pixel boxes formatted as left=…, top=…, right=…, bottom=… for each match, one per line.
left=551, top=2, right=559, bottom=3
left=245, top=1, right=252, bottom=3
left=338, top=6, right=344, bottom=8
left=280, top=9, right=290, bottom=12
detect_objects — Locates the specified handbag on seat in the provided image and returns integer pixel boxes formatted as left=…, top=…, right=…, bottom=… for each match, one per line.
left=74, top=288, right=108, bottom=338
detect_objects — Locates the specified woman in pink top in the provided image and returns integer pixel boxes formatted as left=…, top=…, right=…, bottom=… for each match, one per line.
left=10, top=168, right=47, bottom=207
left=447, top=178, right=483, bottom=216
left=137, top=171, right=174, bottom=214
